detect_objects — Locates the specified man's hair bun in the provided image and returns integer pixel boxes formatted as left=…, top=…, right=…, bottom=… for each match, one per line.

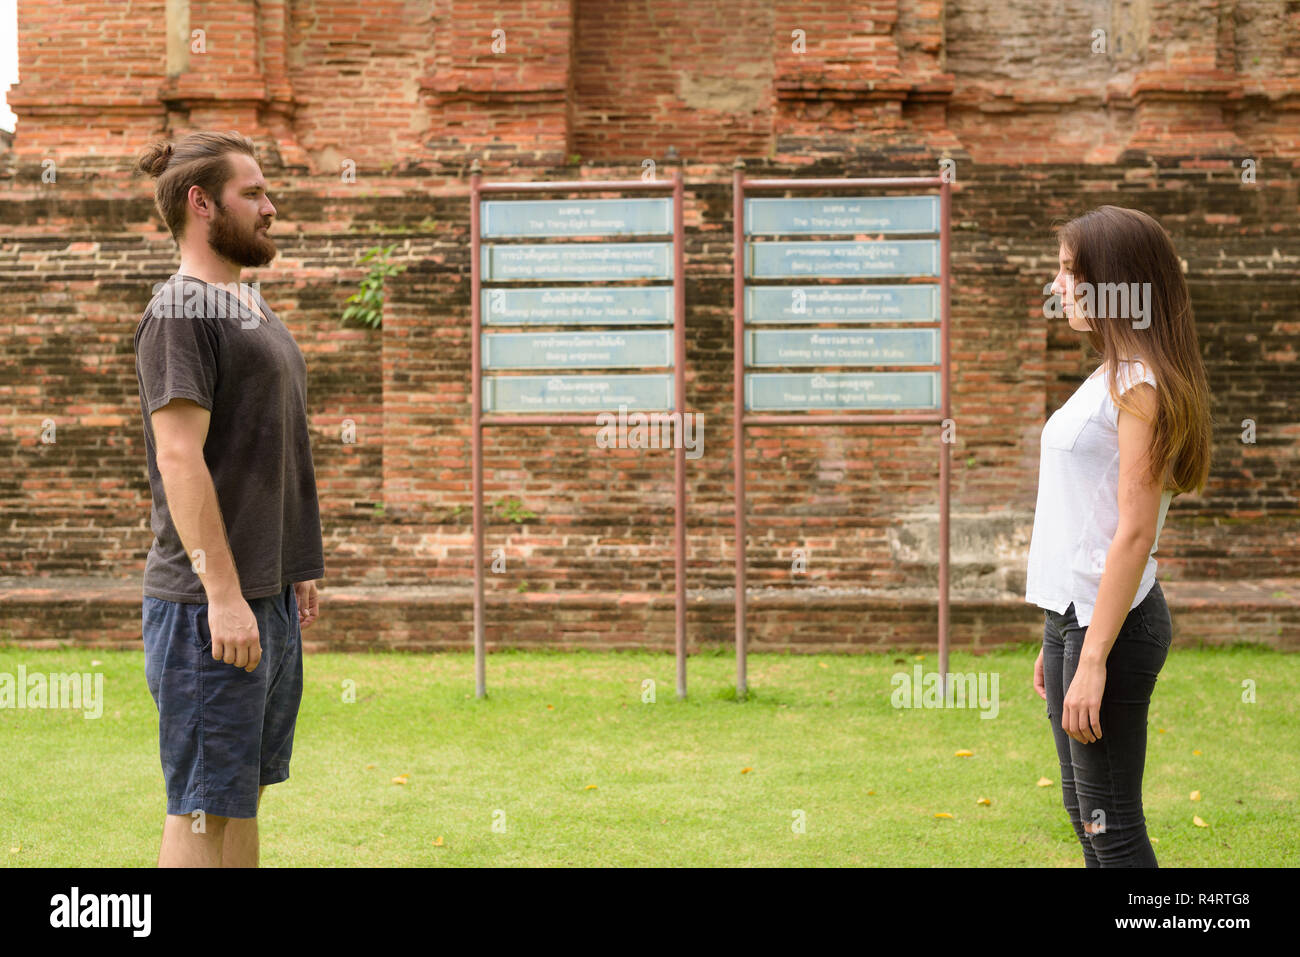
left=136, top=140, right=175, bottom=178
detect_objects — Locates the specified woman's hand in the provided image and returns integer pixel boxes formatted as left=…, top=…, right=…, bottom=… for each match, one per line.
left=1063, top=656, right=1107, bottom=744
left=1033, top=648, right=1046, bottom=700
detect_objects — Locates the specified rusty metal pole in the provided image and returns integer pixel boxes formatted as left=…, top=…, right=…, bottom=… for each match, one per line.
left=733, top=158, right=748, bottom=701
left=470, top=159, right=486, bottom=699
left=938, top=175, right=952, bottom=689
left=673, top=162, right=688, bottom=700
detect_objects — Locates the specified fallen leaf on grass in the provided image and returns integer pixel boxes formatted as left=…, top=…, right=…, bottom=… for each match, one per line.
left=977, top=797, right=991, bottom=806
left=954, top=749, right=974, bottom=757
left=1193, top=815, right=1209, bottom=828
left=1037, top=777, right=1053, bottom=787
left=432, top=836, right=444, bottom=846
left=584, top=784, right=598, bottom=790
left=1193, top=749, right=1202, bottom=756
left=740, top=767, right=753, bottom=774
left=1190, top=790, right=1201, bottom=801
left=933, top=812, right=953, bottom=819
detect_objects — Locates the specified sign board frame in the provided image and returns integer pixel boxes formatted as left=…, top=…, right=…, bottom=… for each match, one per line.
left=731, top=163, right=953, bottom=699
left=471, top=163, right=689, bottom=700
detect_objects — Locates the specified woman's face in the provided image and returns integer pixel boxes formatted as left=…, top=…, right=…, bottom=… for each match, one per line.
left=1053, top=244, right=1092, bottom=332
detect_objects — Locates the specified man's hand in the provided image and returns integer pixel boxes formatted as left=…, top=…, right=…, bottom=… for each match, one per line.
left=1033, top=647, right=1047, bottom=700
left=208, top=593, right=261, bottom=672
left=294, top=579, right=319, bottom=629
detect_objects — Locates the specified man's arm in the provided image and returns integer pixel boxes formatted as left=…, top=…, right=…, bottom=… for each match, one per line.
left=151, top=398, right=240, bottom=599
left=152, top=398, right=261, bottom=672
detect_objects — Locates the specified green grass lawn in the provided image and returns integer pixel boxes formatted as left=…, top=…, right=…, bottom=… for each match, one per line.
left=1, top=644, right=1296, bottom=867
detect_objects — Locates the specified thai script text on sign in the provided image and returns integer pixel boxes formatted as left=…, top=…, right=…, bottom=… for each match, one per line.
left=745, top=372, right=939, bottom=411
left=745, top=329, right=938, bottom=366
left=483, top=330, right=673, bottom=369
left=483, top=286, right=673, bottom=325
left=483, top=374, right=675, bottom=413
left=744, top=284, right=937, bottom=323
left=744, top=195, right=939, bottom=235
left=482, top=198, right=673, bottom=238
left=746, top=240, right=939, bottom=279
left=482, top=242, right=673, bottom=281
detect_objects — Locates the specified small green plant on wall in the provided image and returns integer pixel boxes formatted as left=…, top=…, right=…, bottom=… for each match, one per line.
left=342, top=244, right=407, bottom=328
left=494, top=496, right=536, bottom=523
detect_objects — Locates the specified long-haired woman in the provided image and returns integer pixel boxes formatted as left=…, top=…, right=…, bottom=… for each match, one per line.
left=1028, top=205, right=1212, bottom=867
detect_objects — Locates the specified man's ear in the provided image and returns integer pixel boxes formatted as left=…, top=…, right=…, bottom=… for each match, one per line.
left=187, top=184, right=213, bottom=219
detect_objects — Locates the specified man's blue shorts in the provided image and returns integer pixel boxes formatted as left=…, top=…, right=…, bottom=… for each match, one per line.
left=142, top=583, right=304, bottom=819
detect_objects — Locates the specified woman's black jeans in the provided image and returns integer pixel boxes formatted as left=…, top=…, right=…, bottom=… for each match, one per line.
left=1042, top=580, right=1172, bottom=867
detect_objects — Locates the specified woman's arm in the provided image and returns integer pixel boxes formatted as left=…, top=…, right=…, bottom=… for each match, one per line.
left=1063, top=382, right=1164, bottom=743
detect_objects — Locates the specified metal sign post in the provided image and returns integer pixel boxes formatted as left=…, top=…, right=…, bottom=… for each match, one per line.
left=732, top=161, right=952, bottom=699
left=470, top=160, right=689, bottom=699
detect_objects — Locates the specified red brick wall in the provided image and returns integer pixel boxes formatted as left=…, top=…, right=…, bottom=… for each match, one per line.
left=1, top=0, right=1297, bottom=648
left=7, top=0, right=168, bottom=165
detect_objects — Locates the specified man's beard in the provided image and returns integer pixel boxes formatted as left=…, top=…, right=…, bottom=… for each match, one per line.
left=209, top=200, right=277, bottom=268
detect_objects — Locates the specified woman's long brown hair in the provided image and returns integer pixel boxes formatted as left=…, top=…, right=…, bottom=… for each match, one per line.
left=1054, top=206, right=1212, bottom=496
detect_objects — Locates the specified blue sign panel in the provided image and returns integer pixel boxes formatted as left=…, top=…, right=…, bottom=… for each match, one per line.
left=482, top=286, right=673, bottom=325
left=746, top=240, right=939, bottom=278
left=481, top=198, right=673, bottom=238
left=745, top=329, right=938, bottom=367
left=482, top=243, right=674, bottom=281
left=744, top=195, right=939, bottom=236
left=744, top=283, right=937, bottom=323
left=744, top=372, right=939, bottom=411
left=483, top=374, right=675, bottom=412
left=483, top=331, right=673, bottom=370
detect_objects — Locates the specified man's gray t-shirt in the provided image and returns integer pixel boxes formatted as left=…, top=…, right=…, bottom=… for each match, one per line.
left=133, top=273, right=325, bottom=602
